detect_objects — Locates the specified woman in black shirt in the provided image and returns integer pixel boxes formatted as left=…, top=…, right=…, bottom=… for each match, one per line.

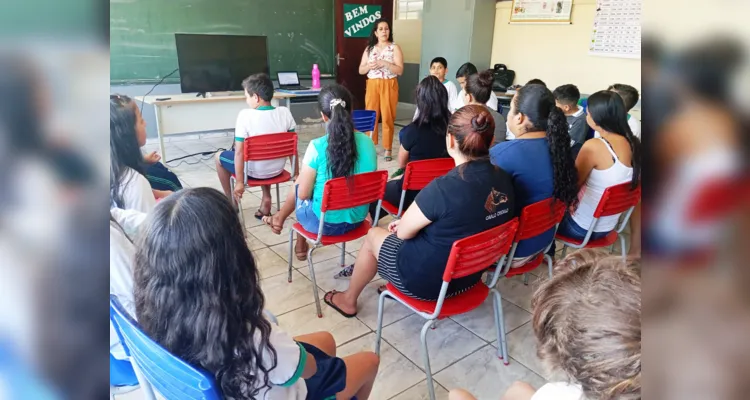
left=324, top=105, right=516, bottom=317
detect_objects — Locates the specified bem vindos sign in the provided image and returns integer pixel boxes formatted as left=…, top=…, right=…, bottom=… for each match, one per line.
left=343, top=4, right=383, bottom=38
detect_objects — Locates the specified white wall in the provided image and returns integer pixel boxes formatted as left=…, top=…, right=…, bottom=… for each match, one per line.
left=490, top=0, right=640, bottom=94
left=393, top=19, right=422, bottom=63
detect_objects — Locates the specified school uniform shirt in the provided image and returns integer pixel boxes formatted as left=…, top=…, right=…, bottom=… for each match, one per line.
left=400, top=121, right=449, bottom=161
left=453, top=89, right=499, bottom=112
left=628, top=114, right=641, bottom=139
left=531, top=382, right=585, bottom=400
left=302, top=132, right=377, bottom=224
left=567, top=106, right=588, bottom=146
left=255, top=323, right=310, bottom=400
left=396, top=159, right=515, bottom=299
left=235, top=105, right=296, bottom=179
left=114, top=168, right=157, bottom=213
left=490, top=138, right=555, bottom=257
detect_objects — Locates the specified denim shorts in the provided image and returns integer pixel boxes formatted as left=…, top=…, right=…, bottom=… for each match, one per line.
left=295, top=189, right=360, bottom=236
left=556, top=213, right=610, bottom=242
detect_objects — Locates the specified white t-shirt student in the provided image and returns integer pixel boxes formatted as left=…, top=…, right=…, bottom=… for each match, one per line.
left=114, top=168, right=156, bottom=213
left=255, top=323, right=312, bottom=399
left=234, top=105, right=296, bottom=179
left=453, top=89, right=499, bottom=112
left=531, top=382, right=585, bottom=400
left=628, top=114, right=641, bottom=139
left=413, top=79, right=459, bottom=120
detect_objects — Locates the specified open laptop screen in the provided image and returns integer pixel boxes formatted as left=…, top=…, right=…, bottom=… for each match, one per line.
left=277, top=72, right=300, bottom=86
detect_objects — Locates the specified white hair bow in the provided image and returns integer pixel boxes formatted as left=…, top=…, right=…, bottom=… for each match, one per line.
left=329, top=98, right=346, bottom=109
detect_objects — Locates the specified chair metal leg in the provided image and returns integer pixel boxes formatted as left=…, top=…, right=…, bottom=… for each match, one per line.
left=306, top=246, right=323, bottom=317
left=340, top=242, right=347, bottom=266
left=523, top=273, right=529, bottom=285
left=288, top=229, right=294, bottom=283
left=620, top=234, right=627, bottom=259
left=492, top=289, right=510, bottom=365
left=561, top=245, right=568, bottom=258
left=375, top=290, right=388, bottom=355
left=545, top=254, right=553, bottom=279
left=231, top=178, right=247, bottom=237
left=609, top=243, right=616, bottom=254
left=420, top=319, right=437, bottom=400
left=275, top=183, right=281, bottom=212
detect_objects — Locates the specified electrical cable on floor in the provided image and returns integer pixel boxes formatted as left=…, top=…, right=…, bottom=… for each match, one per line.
left=163, top=137, right=233, bottom=167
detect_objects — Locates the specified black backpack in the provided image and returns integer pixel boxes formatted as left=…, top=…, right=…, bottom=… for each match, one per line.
left=492, top=64, right=515, bottom=91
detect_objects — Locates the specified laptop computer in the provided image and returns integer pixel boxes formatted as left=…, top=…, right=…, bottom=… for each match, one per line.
left=277, top=71, right=309, bottom=91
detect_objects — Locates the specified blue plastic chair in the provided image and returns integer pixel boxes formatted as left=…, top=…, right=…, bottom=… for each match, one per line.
left=352, top=109, right=377, bottom=135
left=109, top=295, right=221, bottom=400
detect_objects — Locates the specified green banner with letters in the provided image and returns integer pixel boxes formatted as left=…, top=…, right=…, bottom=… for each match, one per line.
left=343, top=4, right=382, bottom=38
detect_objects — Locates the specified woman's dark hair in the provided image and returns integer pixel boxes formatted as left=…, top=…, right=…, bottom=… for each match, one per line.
left=414, top=75, right=451, bottom=136
left=319, top=84, right=357, bottom=179
left=447, top=104, right=495, bottom=160
left=607, top=84, right=639, bottom=111
left=455, top=62, right=478, bottom=79
left=586, top=90, right=642, bottom=189
left=366, top=19, right=393, bottom=54
left=134, top=188, right=275, bottom=399
left=513, top=84, right=579, bottom=209
left=465, top=69, right=494, bottom=104
left=110, top=94, right=145, bottom=208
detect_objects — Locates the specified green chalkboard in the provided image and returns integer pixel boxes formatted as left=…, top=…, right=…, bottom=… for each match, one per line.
left=110, top=0, right=334, bottom=84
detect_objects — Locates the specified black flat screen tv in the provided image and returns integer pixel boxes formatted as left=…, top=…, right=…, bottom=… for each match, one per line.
left=175, top=34, right=270, bottom=94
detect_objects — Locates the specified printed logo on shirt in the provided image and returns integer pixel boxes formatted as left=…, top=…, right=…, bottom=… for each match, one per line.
left=484, top=188, right=509, bottom=213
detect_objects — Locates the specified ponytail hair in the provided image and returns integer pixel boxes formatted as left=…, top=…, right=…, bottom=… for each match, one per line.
left=586, top=90, right=642, bottom=189
left=464, top=69, right=495, bottom=104
left=514, top=84, right=579, bottom=210
left=318, top=84, right=357, bottom=179
left=447, top=104, right=495, bottom=160
left=110, top=94, right=146, bottom=208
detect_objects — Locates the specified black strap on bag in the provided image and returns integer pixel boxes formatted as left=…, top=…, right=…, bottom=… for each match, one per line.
left=492, top=64, right=515, bottom=91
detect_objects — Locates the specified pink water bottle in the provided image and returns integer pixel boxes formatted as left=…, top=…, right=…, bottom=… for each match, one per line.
left=312, top=64, right=321, bottom=89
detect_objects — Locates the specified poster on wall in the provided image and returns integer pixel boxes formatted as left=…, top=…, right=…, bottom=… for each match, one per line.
left=589, top=0, right=641, bottom=59
left=509, top=0, right=573, bottom=23
left=343, top=4, right=382, bottom=38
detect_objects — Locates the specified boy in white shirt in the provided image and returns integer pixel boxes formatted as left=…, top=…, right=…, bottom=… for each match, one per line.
left=454, top=62, right=499, bottom=112
left=609, top=83, right=641, bottom=139
left=215, top=73, right=297, bottom=218
left=413, top=57, right=458, bottom=121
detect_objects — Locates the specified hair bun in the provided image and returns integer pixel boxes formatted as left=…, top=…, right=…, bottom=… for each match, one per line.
left=477, top=70, right=494, bottom=87
left=471, top=112, right=491, bottom=134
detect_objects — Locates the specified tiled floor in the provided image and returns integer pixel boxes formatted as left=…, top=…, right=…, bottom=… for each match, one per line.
left=119, top=123, right=612, bottom=400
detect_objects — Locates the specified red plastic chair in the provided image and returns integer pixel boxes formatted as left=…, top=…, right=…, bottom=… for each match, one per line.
left=230, top=132, right=298, bottom=230
left=556, top=182, right=641, bottom=259
left=288, top=171, right=388, bottom=317
left=374, top=218, right=519, bottom=400
left=381, top=158, right=455, bottom=218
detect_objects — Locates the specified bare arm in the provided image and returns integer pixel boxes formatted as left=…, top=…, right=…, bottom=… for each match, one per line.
left=358, top=49, right=371, bottom=75
left=395, top=201, right=432, bottom=240
left=397, top=144, right=409, bottom=168
left=295, top=164, right=317, bottom=200
left=574, top=140, right=597, bottom=188
left=233, top=141, right=246, bottom=198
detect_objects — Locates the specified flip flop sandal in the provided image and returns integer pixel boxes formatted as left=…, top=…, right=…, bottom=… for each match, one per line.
left=323, top=290, right=357, bottom=318
left=333, top=264, right=354, bottom=279
left=261, top=215, right=283, bottom=235
left=254, top=209, right=271, bottom=220
left=295, top=244, right=309, bottom=261
left=384, top=151, right=393, bottom=162
left=377, top=284, right=388, bottom=295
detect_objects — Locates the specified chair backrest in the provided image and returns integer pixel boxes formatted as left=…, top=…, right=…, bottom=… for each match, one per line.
left=402, top=158, right=455, bottom=191
left=443, top=218, right=519, bottom=282
left=321, top=170, right=388, bottom=212
left=352, top=110, right=377, bottom=133
left=109, top=295, right=222, bottom=400
left=515, top=198, right=566, bottom=241
left=593, top=182, right=641, bottom=218
left=242, top=132, right=298, bottom=161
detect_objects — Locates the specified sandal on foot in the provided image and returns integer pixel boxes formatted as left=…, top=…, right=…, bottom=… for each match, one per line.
left=254, top=209, right=271, bottom=220
left=323, top=290, right=357, bottom=318
left=333, top=264, right=354, bottom=279
left=295, top=243, right=309, bottom=261
left=261, top=215, right=283, bottom=235
left=377, top=284, right=388, bottom=295
left=384, top=150, right=392, bottom=162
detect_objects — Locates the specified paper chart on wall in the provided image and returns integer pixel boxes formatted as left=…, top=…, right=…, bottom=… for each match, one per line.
left=509, top=0, right=573, bottom=23
left=589, top=0, right=642, bottom=59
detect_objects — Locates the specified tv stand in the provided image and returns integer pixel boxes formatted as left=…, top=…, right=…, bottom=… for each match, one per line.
left=196, top=92, right=206, bottom=98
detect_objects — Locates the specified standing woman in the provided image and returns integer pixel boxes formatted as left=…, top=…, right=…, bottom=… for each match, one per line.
left=359, top=19, right=403, bottom=161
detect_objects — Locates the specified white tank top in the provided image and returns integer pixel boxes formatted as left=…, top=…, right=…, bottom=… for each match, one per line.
left=572, top=137, right=634, bottom=232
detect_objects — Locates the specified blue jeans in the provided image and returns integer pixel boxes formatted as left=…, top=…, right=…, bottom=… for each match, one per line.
left=295, top=192, right=360, bottom=236
left=557, top=213, right=610, bottom=242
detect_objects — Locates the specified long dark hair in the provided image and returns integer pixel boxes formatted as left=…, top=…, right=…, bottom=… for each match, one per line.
left=447, top=104, right=495, bottom=160
left=110, top=94, right=145, bottom=208
left=134, top=188, right=276, bottom=399
left=513, top=84, right=579, bottom=209
left=465, top=69, right=495, bottom=104
left=414, top=75, right=451, bottom=136
left=586, top=91, right=642, bottom=189
left=366, top=19, right=393, bottom=54
left=319, top=84, right=357, bottom=179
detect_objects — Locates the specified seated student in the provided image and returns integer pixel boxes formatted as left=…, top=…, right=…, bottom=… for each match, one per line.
left=335, top=76, right=451, bottom=280
left=323, top=105, right=515, bottom=317
left=552, top=84, right=588, bottom=158
left=454, top=62, right=499, bottom=112
left=608, top=83, right=641, bottom=139
left=412, top=57, right=458, bottom=121
left=262, top=84, right=377, bottom=260
left=110, top=94, right=172, bottom=212
left=215, top=73, right=297, bottom=219
left=464, top=70, right=506, bottom=146
left=134, top=188, right=380, bottom=400
left=448, top=250, right=641, bottom=400
left=557, top=90, right=641, bottom=242
left=490, top=84, right=578, bottom=267
left=505, top=79, right=549, bottom=140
